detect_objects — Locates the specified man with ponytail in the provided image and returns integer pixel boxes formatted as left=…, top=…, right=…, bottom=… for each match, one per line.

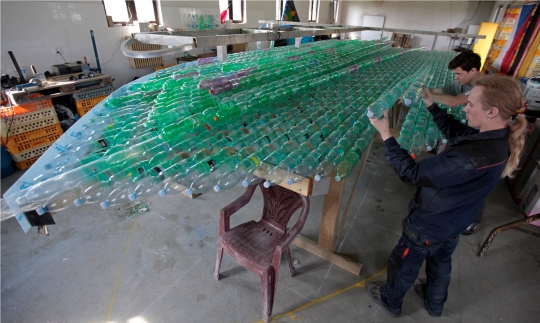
left=365, top=75, right=526, bottom=318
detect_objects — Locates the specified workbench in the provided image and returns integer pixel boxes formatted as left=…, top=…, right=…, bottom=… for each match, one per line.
left=7, top=73, right=112, bottom=105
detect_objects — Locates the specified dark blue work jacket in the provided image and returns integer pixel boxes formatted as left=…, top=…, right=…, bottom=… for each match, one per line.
left=384, top=104, right=509, bottom=243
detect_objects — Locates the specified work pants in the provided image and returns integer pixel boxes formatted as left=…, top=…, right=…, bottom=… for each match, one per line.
left=380, top=232, right=459, bottom=316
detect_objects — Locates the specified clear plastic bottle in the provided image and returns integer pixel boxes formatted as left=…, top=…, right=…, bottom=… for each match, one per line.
left=334, top=150, right=361, bottom=182
left=36, top=185, right=86, bottom=215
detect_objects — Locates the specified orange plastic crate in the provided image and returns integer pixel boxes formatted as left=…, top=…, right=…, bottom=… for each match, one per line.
left=75, top=94, right=108, bottom=117
left=14, top=154, right=42, bottom=170
left=2, top=98, right=53, bottom=116
left=10, top=142, right=52, bottom=163
left=2, top=123, right=63, bottom=154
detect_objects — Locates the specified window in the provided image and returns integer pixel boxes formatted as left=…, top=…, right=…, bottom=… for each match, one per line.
left=308, top=0, right=319, bottom=23
left=276, top=0, right=284, bottom=20
left=219, top=0, right=245, bottom=24
left=103, top=0, right=161, bottom=26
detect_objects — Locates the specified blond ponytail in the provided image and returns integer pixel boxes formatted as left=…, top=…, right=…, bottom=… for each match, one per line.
left=503, top=115, right=527, bottom=178
left=474, top=75, right=527, bottom=178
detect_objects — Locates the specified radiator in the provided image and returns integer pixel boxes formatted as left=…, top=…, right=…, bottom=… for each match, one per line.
left=128, top=40, right=164, bottom=69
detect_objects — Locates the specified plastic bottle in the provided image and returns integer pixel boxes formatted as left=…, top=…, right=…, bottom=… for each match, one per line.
left=334, top=149, right=361, bottom=182
left=288, top=149, right=325, bottom=184
left=185, top=156, right=239, bottom=196
left=36, top=185, right=86, bottom=215
left=408, top=135, right=424, bottom=159
left=314, top=149, right=345, bottom=181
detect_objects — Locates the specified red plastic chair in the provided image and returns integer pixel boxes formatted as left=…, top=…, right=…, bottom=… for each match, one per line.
left=214, top=182, right=310, bottom=322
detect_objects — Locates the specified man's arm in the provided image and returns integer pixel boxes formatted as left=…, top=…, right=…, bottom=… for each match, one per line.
left=429, top=87, right=444, bottom=94
left=430, top=92, right=468, bottom=107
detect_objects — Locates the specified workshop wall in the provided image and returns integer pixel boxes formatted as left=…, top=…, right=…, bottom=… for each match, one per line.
left=340, top=1, right=495, bottom=50
left=1, top=1, right=150, bottom=88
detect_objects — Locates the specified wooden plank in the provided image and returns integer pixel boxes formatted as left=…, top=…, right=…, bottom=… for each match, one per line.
left=331, top=141, right=373, bottom=250
left=292, top=235, right=362, bottom=276
left=253, top=164, right=313, bottom=197
left=318, top=170, right=346, bottom=251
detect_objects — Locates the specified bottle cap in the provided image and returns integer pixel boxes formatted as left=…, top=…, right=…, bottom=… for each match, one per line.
left=185, top=188, right=193, bottom=196
left=314, top=174, right=322, bottom=181
left=366, top=111, right=375, bottom=119
left=74, top=198, right=83, bottom=207
left=158, top=189, right=168, bottom=197
left=334, top=176, right=341, bottom=182
left=426, top=146, right=433, bottom=151
left=403, top=99, right=412, bottom=106
left=36, top=207, right=46, bottom=215
left=411, top=153, right=417, bottom=159
left=214, top=185, right=221, bottom=192
left=263, top=180, right=271, bottom=188
left=242, top=180, right=249, bottom=187
left=286, top=178, right=294, bottom=185
left=100, top=201, right=109, bottom=209
left=128, top=193, right=137, bottom=201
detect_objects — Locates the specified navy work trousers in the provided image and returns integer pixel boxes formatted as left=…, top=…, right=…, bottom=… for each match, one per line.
left=380, top=233, right=460, bottom=316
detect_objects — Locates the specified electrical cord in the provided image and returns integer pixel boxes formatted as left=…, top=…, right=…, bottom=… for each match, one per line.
left=58, top=52, right=68, bottom=64
left=101, top=44, right=122, bottom=66
left=457, top=1, right=482, bottom=28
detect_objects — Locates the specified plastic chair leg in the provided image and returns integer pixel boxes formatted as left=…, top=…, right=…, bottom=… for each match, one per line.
left=214, top=246, right=224, bottom=280
left=261, top=270, right=274, bottom=323
left=285, top=246, right=295, bottom=277
left=477, top=213, right=540, bottom=258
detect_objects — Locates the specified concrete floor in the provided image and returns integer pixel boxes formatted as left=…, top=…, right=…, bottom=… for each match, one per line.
left=2, top=142, right=539, bottom=323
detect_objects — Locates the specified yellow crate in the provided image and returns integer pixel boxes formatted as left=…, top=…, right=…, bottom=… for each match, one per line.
left=2, top=123, right=63, bottom=155
left=14, top=154, right=42, bottom=170
left=525, top=67, right=540, bottom=78
left=1, top=107, right=59, bottom=137
left=10, top=142, right=52, bottom=163
left=1, top=106, right=58, bottom=128
left=75, top=94, right=108, bottom=117
left=1, top=98, right=53, bottom=116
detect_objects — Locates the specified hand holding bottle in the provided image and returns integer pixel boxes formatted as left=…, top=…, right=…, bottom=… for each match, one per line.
left=421, top=85, right=434, bottom=107
left=368, top=110, right=392, bottom=141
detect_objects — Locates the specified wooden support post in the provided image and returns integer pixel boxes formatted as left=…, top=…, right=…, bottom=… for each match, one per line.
left=293, top=235, right=362, bottom=276
left=318, top=171, right=346, bottom=251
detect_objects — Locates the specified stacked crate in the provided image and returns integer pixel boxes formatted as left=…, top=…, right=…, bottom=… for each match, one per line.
left=73, top=86, right=114, bottom=117
left=523, top=45, right=540, bottom=78
left=0, top=97, right=63, bottom=170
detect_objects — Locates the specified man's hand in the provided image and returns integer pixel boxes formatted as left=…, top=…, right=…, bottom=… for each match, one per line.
left=422, top=85, right=434, bottom=107
left=369, top=110, right=392, bottom=141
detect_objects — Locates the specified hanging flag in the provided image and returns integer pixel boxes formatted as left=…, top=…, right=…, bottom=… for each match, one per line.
left=501, top=3, right=537, bottom=74
left=282, top=0, right=300, bottom=22
left=493, top=3, right=536, bottom=71
left=220, top=5, right=229, bottom=24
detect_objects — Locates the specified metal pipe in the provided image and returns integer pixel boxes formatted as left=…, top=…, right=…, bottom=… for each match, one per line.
left=90, top=30, right=102, bottom=73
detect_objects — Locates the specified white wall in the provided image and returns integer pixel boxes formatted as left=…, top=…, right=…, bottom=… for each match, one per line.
left=1, top=1, right=155, bottom=88
left=1, top=0, right=497, bottom=89
left=339, top=1, right=495, bottom=50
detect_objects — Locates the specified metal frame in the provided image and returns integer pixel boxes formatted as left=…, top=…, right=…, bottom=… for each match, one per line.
left=121, top=21, right=486, bottom=60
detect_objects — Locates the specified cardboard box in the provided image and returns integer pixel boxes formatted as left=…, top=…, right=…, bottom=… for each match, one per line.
left=520, top=160, right=540, bottom=226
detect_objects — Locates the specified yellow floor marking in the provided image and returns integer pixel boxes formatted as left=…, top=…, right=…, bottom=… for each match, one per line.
left=253, top=267, right=387, bottom=323
left=107, top=218, right=138, bottom=321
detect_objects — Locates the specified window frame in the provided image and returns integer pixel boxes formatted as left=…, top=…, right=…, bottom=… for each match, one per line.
left=227, top=0, right=246, bottom=24
left=102, top=0, right=161, bottom=26
left=308, top=0, right=320, bottom=23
